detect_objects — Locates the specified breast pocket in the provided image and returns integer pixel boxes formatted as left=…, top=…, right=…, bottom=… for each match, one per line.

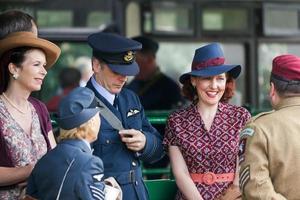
left=126, top=113, right=142, bottom=130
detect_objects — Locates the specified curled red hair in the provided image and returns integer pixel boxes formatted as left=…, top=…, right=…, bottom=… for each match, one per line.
left=181, top=73, right=236, bottom=103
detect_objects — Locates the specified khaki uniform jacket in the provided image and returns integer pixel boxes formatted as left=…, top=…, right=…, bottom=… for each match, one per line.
left=239, top=97, right=300, bottom=200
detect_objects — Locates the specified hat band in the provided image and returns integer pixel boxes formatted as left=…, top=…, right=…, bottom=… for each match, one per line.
left=192, top=57, right=225, bottom=70
left=93, top=50, right=136, bottom=65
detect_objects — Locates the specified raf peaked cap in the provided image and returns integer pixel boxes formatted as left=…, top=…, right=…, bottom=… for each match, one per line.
left=88, top=32, right=142, bottom=76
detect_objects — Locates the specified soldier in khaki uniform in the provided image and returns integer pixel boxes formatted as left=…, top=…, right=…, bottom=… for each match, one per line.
left=239, top=54, right=300, bottom=200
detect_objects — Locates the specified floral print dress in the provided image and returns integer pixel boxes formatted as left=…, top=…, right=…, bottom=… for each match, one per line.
left=0, top=98, right=47, bottom=199
left=163, top=102, right=251, bottom=200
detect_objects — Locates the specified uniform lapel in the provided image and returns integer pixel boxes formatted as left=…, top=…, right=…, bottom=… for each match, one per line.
left=86, top=80, right=123, bottom=122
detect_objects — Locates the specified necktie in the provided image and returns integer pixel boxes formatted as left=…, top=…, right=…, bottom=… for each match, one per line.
left=113, top=95, right=118, bottom=109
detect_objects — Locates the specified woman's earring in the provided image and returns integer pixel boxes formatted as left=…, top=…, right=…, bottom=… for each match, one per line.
left=12, top=74, right=19, bottom=80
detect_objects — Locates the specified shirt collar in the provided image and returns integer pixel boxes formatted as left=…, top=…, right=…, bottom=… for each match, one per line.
left=81, top=139, right=92, bottom=151
left=91, top=75, right=116, bottom=105
left=274, top=96, right=300, bottom=110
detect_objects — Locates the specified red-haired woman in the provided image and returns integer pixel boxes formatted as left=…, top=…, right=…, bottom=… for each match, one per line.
left=163, top=43, right=251, bottom=200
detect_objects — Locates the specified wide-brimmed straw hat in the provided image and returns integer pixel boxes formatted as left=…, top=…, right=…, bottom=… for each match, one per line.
left=0, top=31, right=61, bottom=69
left=179, top=43, right=241, bottom=84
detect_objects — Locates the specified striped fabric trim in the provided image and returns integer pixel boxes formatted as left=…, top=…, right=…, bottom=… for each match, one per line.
left=240, top=165, right=250, bottom=191
left=89, top=185, right=105, bottom=200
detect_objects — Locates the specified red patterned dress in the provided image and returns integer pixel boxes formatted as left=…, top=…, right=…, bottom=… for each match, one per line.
left=163, top=102, right=250, bottom=200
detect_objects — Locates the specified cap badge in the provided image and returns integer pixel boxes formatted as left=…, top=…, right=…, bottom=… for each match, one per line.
left=124, top=51, right=134, bottom=62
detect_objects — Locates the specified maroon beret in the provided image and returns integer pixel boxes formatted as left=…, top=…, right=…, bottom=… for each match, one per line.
left=272, top=54, right=300, bottom=81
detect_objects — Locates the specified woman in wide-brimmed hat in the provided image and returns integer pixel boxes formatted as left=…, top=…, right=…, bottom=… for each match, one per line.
left=163, top=43, right=251, bottom=200
left=0, top=31, right=60, bottom=199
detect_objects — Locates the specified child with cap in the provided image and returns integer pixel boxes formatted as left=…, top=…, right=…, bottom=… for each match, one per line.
left=25, top=87, right=122, bottom=200
left=239, top=54, right=300, bottom=199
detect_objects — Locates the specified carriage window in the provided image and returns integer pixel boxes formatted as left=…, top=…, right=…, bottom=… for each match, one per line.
left=37, top=10, right=73, bottom=27
left=263, top=3, right=300, bottom=36
left=87, top=11, right=111, bottom=27
left=143, top=2, right=194, bottom=35
left=202, top=7, right=250, bottom=34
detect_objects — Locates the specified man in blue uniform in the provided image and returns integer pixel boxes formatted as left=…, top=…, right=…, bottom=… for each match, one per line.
left=86, top=32, right=165, bottom=200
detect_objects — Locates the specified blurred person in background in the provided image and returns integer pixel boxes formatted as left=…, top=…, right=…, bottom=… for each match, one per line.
left=127, top=36, right=183, bottom=179
left=46, top=67, right=81, bottom=113
left=0, top=32, right=60, bottom=199
left=128, top=36, right=183, bottom=110
left=74, top=56, right=93, bottom=87
left=164, top=43, right=251, bottom=200
left=0, top=10, right=38, bottom=39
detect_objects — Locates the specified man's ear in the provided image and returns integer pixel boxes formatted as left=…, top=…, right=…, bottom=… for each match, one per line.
left=91, top=57, right=101, bottom=73
left=269, top=82, right=279, bottom=106
left=269, top=82, right=276, bottom=98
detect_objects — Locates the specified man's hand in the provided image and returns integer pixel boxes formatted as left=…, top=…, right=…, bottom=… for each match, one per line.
left=119, top=129, right=146, bottom=152
left=216, top=185, right=241, bottom=200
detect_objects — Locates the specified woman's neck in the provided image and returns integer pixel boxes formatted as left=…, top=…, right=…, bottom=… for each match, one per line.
left=3, top=86, right=31, bottom=106
left=197, top=101, right=219, bottom=131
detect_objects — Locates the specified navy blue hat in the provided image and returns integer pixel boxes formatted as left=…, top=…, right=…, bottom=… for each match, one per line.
left=132, top=36, right=159, bottom=54
left=88, top=32, right=142, bottom=76
left=179, top=43, right=241, bottom=84
left=57, top=87, right=100, bottom=130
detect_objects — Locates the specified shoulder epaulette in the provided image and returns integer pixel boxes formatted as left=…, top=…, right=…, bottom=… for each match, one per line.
left=250, top=110, right=274, bottom=122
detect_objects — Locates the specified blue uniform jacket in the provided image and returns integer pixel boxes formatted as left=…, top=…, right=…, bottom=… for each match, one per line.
left=26, top=139, right=106, bottom=200
left=87, top=80, right=165, bottom=200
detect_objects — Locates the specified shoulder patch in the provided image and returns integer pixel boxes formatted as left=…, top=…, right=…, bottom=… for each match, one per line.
left=251, top=110, right=274, bottom=122
left=240, top=128, right=254, bottom=139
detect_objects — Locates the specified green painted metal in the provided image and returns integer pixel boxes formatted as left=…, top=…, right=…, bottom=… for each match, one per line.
left=145, top=179, right=177, bottom=200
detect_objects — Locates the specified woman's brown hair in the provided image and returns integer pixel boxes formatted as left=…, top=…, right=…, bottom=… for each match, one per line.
left=181, top=73, right=236, bottom=103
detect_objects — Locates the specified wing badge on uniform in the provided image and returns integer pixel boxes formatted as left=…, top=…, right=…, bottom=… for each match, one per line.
left=92, top=174, right=104, bottom=182
left=127, top=109, right=140, bottom=117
